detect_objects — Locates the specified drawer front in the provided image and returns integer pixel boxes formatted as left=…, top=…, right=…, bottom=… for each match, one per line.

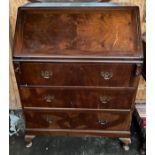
left=24, top=110, right=131, bottom=131
left=14, top=63, right=136, bottom=87
left=20, top=87, right=135, bottom=109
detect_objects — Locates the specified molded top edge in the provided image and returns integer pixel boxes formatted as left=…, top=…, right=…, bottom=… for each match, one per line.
left=23, top=2, right=138, bottom=8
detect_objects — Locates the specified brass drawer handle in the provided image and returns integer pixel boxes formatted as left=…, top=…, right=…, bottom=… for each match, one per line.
left=43, top=95, right=54, bottom=103
left=98, top=120, right=107, bottom=126
left=41, top=71, right=52, bottom=79
left=100, top=96, right=110, bottom=104
left=101, top=71, right=113, bottom=80
left=48, top=120, right=53, bottom=124
left=46, top=117, right=53, bottom=124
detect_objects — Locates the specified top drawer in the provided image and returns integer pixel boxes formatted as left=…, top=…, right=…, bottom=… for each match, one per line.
left=14, top=62, right=136, bottom=87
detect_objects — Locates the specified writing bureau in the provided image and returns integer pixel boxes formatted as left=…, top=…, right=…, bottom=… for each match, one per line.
left=13, top=2, right=143, bottom=150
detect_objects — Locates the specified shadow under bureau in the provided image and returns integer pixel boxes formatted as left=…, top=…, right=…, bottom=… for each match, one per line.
left=13, top=2, right=143, bottom=150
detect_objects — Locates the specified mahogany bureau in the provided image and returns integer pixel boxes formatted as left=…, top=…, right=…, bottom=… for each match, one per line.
left=13, top=2, right=143, bottom=150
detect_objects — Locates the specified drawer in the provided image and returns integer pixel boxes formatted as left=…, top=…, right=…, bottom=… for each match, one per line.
left=14, top=62, right=136, bottom=87
left=24, top=110, right=131, bottom=131
left=20, top=87, right=135, bottom=109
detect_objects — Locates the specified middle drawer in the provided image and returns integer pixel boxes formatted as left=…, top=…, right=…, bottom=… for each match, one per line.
left=19, top=87, right=135, bottom=109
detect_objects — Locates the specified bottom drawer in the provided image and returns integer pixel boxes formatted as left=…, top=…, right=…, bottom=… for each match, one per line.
left=24, top=110, right=131, bottom=131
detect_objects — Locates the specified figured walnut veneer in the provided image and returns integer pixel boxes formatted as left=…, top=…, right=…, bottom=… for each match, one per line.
left=13, top=3, right=143, bottom=143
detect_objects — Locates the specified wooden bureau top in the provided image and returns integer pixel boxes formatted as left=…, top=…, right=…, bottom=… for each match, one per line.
left=13, top=2, right=143, bottom=60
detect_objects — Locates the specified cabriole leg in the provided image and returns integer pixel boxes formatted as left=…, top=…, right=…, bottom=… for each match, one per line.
left=119, top=138, right=131, bottom=151
left=24, top=135, right=35, bottom=148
